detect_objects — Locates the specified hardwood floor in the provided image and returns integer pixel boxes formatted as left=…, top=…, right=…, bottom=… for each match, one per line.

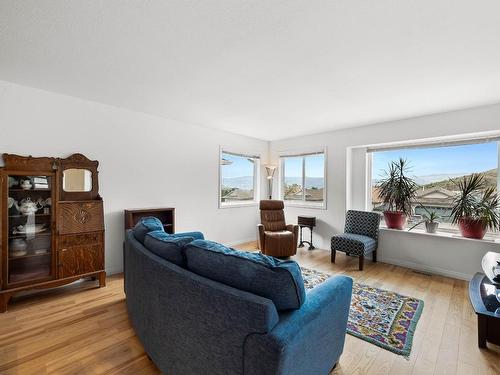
left=0, top=244, right=499, bottom=374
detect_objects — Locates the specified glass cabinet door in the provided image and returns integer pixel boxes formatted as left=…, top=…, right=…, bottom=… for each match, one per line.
left=7, top=174, right=53, bottom=284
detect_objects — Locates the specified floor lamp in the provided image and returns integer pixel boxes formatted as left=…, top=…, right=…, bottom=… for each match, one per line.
left=265, top=165, right=276, bottom=199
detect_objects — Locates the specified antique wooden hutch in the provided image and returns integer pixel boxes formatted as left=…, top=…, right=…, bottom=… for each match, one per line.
left=0, top=153, right=105, bottom=312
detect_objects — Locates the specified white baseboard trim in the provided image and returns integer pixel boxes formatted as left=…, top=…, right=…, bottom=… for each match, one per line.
left=378, top=256, right=473, bottom=281
left=106, top=264, right=123, bottom=275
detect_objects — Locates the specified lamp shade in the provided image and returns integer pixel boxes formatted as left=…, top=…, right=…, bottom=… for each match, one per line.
left=265, top=165, right=276, bottom=179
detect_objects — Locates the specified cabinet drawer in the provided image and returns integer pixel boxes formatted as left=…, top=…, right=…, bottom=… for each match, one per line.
left=59, top=232, right=103, bottom=247
left=57, top=201, right=104, bottom=235
left=58, top=244, right=104, bottom=278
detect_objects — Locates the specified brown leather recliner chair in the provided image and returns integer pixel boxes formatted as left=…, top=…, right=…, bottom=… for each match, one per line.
left=258, top=200, right=299, bottom=258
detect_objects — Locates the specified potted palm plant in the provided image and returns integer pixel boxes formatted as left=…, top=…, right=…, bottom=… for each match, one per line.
left=408, top=206, right=440, bottom=233
left=450, top=173, right=500, bottom=240
left=376, top=158, right=418, bottom=230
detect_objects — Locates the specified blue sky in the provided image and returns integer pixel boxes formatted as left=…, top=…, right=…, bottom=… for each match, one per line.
left=372, top=141, right=498, bottom=180
left=221, top=152, right=254, bottom=178
left=222, top=142, right=498, bottom=182
left=222, top=153, right=325, bottom=178
left=283, top=154, right=325, bottom=178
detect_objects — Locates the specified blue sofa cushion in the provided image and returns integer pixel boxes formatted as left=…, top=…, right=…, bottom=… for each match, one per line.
left=185, top=240, right=306, bottom=311
left=144, top=230, right=194, bottom=266
left=133, top=216, right=164, bottom=244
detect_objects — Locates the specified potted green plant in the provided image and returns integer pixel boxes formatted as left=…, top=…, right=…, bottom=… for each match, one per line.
left=408, top=205, right=440, bottom=233
left=376, top=158, right=418, bottom=230
left=450, top=173, right=500, bottom=240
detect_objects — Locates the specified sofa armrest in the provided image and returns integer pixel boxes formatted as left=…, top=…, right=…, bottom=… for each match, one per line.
left=257, top=224, right=265, bottom=250
left=244, top=276, right=353, bottom=375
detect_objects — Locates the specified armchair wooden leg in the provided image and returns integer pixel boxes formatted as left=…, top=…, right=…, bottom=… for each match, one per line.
left=373, top=250, right=377, bottom=263
left=331, top=249, right=336, bottom=263
left=359, top=255, right=364, bottom=271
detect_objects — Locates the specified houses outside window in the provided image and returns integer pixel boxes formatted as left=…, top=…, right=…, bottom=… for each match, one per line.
left=369, top=139, right=499, bottom=233
left=280, top=150, right=326, bottom=208
left=219, top=150, right=260, bottom=207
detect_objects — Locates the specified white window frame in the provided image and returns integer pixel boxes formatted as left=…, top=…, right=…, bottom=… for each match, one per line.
left=366, top=137, right=500, bottom=237
left=279, top=148, right=327, bottom=209
left=219, top=148, right=261, bottom=208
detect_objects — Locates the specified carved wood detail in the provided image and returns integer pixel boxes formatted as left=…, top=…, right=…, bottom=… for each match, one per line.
left=60, top=153, right=97, bottom=164
left=74, top=208, right=91, bottom=224
left=2, top=154, right=56, bottom=172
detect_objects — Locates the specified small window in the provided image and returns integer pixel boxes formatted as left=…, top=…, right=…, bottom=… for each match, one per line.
left=280, top=151, right=326, bottom=208
left=220, top=150, right=260, bottom=207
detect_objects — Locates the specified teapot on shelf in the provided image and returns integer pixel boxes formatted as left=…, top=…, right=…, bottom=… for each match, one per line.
left=18, top=197, right=40, bottom=216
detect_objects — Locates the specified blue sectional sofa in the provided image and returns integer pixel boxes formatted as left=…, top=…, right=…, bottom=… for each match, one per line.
left=124, top=218, right=352, bottom=375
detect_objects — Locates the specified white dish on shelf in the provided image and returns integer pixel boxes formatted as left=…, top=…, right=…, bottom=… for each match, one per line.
left=10, top=250, right=28, bottom=257
left=13, top=224, right=46, bottom=234
left=34, top=249, right=49, bottom=255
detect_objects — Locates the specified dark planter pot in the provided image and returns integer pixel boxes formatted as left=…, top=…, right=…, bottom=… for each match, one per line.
left=458, top=218, right=487, bottom=240
left=383, top=211, right=406, bottom=230
left=425, top=221, right=439, bottom=233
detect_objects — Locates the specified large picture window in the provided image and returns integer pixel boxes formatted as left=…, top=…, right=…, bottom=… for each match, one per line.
left=219, top=150, right=260, bottom=207
left=280, top=151, right=326, bottom=207
left=369, top=139, right=499, bottom=233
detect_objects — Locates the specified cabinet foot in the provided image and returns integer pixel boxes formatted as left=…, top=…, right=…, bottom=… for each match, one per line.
left=98, top=272, right=107, bottom=288
left=0, top=293, right=12, bottom=313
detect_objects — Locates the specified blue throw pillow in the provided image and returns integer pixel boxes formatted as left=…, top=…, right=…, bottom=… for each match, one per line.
left=132, top=217, right=164, bottom=244
left=184, top=240, right=306, bottom=311
left=170, top=231, right=205, bottom=241
left=144, top=230, right=194, bottom=267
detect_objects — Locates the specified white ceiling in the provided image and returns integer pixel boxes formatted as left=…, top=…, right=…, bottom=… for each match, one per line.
left=1, top=1, right=500, bottom=141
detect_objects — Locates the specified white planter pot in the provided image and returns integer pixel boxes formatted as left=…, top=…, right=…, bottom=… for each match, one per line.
left=425, top=221, right=439, bottom=234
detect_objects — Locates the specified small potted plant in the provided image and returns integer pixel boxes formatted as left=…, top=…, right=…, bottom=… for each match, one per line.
left=450, top=173, right=500, bottom=240
left=376, top=158, right=418, bottom=230
left=408, top=206, right=440, bottom=233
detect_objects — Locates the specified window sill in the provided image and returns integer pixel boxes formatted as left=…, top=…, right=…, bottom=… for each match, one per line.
left=219, top=202, right=259, bottom=209
left=380, top=226, right=500, bottom=244
left=283, top=202, right=327, bottom=210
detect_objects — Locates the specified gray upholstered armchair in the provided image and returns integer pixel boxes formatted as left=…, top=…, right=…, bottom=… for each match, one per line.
left=331, top=210, right=381, bottom=270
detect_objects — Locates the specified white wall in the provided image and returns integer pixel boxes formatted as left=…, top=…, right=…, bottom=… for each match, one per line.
left=3, top=79, right=499, bottom=280
left=270, top=104, right=500, bottom=280
left=0, top=81, right=269, bottom=274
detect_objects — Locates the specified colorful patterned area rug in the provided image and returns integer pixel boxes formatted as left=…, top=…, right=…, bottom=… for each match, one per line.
left=301, top=267, right=424, bottom=358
